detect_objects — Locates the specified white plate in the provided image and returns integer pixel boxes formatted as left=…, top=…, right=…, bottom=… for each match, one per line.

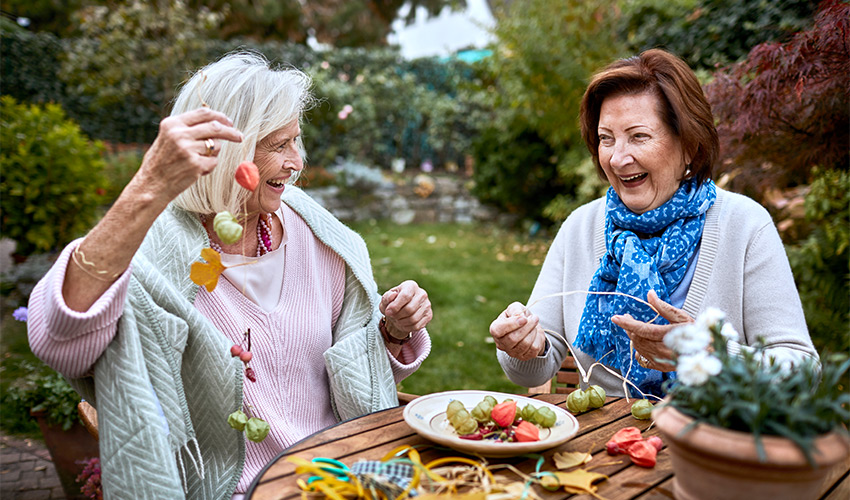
left=402, top=390, right=579, bottom=458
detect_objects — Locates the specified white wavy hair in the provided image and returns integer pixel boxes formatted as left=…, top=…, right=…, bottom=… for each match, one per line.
left=171, top=51, right=314, bottom=215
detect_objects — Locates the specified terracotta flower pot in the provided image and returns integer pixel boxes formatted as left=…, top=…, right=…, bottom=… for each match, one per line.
left=652, top=403, right=850, bottom=500
left=31, top=410, right=100, bottom=500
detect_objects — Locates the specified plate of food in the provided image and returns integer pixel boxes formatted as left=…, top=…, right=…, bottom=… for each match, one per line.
left=402, top=390, right=579, bottom=458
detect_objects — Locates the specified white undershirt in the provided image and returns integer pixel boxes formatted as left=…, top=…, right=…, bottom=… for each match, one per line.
left=218, top=209, right=287, bottom=313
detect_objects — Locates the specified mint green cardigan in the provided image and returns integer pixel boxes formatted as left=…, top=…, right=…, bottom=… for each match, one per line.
left=71, top=187, right=397, bottom=499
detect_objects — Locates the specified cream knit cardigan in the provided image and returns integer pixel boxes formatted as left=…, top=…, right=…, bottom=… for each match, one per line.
left=70, top=186, right=398, bottom=499
left=498, top=188, right=818, bottom=395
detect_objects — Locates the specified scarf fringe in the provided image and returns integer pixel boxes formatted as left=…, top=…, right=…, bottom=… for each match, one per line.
left=176, top=437, right=205, bottom=493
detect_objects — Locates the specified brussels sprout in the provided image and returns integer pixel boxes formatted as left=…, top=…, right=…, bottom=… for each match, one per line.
left=586, top=385, right=606, bottom=408
left=520, top=404, right=537, bottom=422
left=566, top=389, right=590, bottom=414
left=446, top=400, right=465, bottom=421
left=631, top=399, right=654, bottom=420
left=471, top=399, right=495, bottom=422
left=533, top=407, right=557, bottom=427
left=245, top=417, right=270, bottom=442
left=227, top=410, right=248, bottom=431
left=448, top=407, right=479, bottom=434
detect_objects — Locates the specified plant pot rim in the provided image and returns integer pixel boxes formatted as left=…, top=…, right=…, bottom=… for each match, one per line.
left=652, top=401, right=850, bottom=468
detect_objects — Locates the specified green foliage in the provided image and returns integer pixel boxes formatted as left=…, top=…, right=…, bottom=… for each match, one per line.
left=302, top=47, right=485, bottom=170
left=1, top=0, right=86, bottom=36
left=470, top=125, right=565, bottom=222
left=470, top=0, right=623, bottom=223
left=2, top=362, right=83, bottom=432
left=101, top=148, right=144, bottom=204
left=0, top=29, right=162, bottom=144
left=0, top=97, right=107, bottom=255
left=60, top=0, right=225, bottom=117
left=786, top=169, right=850, bottom=354
left=666, top=313, right=850, bottom=464
left=620, top=0, right=816, bottom=70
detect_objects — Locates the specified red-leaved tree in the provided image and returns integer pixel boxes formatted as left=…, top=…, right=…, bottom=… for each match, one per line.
left=705, top=0, right=849, bottom=202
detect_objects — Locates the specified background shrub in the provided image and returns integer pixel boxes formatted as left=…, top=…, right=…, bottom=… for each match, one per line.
left=0, top=96, right=107, bottom=255
left=786, top=169, right=850, bottom=355
left=468, top=0, right=622, bottom=224
left=620, top=0, right=816, bottom=71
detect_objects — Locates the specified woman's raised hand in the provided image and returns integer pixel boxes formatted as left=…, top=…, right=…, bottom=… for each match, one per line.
left=61, top=108, right=242, bottom=312
left=380, top=280, right=433, bottom=338
left=612, top=290, right=693, bottom=371
left=489, top=302, right=547, bottom=361
left=132, top=108, right=243, bottom=204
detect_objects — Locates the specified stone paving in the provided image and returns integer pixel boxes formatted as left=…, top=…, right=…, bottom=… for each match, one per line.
left=0, top=433, right=64, bottom=500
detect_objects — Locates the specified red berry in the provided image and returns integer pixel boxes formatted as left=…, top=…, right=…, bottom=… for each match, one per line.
left=245, top=367, right=256, bottom=382
left=230, top=345, right=243, bottom=357
left=239, top=350, right=253, bottom=363
left=647, top=435, right=664, bottom=451
left=235, top=161, right=260, bottom=191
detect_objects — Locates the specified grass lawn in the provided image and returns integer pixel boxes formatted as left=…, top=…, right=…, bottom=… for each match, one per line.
left=348, top=220, right=551, bottom=395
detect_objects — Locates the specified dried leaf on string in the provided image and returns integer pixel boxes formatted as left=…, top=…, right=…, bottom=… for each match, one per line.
left=539, top=469, right=608, bottom=494
left=190, top=247, right=226, bottom=292
left=553, top=451, right=593, bottom=469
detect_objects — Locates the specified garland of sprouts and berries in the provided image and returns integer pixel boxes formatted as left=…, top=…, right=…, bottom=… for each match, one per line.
left=190, top=159, right=272, bottom=443
left=185, top=78, right=271, bottom=442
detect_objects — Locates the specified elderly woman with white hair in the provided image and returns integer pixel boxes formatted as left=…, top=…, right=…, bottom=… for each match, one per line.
left=27, top=52, right=432, bottom=499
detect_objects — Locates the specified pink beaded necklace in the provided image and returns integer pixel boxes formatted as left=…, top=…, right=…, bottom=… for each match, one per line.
left=204, top=213, right=274, bottom=257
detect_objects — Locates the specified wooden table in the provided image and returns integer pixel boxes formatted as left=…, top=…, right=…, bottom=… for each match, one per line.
left=247, top=395, right=850, bottom=499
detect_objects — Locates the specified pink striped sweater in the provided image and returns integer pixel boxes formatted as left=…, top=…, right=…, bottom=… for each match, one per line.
left=28, top=204, right=429, bottom=493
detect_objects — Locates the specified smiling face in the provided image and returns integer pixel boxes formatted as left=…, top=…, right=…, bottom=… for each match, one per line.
left=597, top=92, right=689, bottom=214
left=246, top=120, right=303, bottom=214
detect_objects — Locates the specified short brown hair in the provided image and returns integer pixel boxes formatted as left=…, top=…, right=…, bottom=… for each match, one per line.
left=579, top=49, right=718, bottom=184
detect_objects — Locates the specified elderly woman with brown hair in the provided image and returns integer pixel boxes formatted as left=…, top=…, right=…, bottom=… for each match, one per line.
left=489, top=49, right=817, bottom=397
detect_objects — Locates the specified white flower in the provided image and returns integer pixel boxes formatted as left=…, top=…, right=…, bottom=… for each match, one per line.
left=677, top=351, right=723, bottom=386
left=696, top=307, right=726, bottom=331
left=720, top=322, right=739, bottom=342
left=664, top=323, right=711, bottom=355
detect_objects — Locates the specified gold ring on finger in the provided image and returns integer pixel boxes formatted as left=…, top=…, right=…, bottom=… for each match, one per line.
left=203, top=138, right=215, bottom=156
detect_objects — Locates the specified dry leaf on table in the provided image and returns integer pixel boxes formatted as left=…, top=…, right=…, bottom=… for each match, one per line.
left=540, top=469, right=608, bottom=494
left=553, top=451, right=593, bottom=469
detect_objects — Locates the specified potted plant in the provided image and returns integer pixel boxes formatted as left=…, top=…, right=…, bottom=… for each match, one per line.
left=6, top=364, right=99, bottom=500
left=652, top=309, right=850, bottom=500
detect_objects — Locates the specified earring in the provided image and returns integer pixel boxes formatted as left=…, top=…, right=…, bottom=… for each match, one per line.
left=684, top=164, right=692, bottom=177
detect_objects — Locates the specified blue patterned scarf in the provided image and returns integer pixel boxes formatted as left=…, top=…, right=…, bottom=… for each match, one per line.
left=575, top=178, right=716, bottom=396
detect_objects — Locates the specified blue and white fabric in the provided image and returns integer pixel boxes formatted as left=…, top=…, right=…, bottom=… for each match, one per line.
left=575, top=178, right=716, bottom=396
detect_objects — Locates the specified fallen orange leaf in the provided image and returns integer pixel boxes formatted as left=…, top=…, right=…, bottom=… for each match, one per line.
left=190, top=247, right=226, bottom=292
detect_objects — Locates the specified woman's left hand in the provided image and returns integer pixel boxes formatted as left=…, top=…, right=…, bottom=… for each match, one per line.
left=380, top=280, right=433, bottom=339
left=611, top=291, right=693, bottom=372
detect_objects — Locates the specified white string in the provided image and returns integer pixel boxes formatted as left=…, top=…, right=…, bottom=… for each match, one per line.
left=527, top=290, right=666, bottom=402
left=177, top=448, right=188, bottom=493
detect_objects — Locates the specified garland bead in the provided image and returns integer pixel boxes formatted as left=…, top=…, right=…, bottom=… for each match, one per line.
left=213, top=211, right=243, bottom=244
